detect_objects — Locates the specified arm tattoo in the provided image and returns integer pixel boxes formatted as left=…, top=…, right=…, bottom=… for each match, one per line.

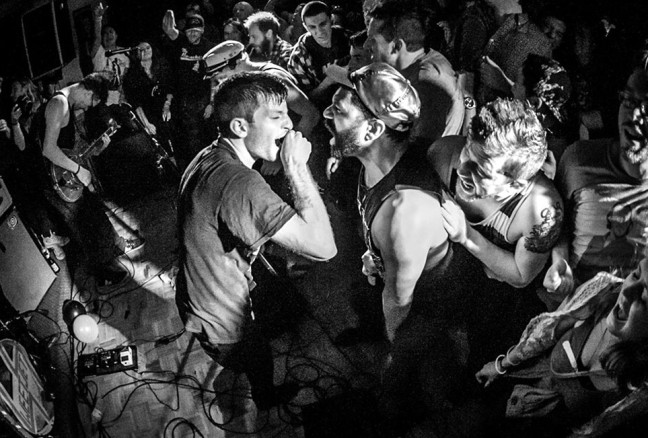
left=525, top=202, right=564, bottom=253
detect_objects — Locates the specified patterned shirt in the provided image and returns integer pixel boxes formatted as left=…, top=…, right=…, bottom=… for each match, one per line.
left=269, top=37, right=293, bottom=69
left=287, top=26, right=349, bottom=93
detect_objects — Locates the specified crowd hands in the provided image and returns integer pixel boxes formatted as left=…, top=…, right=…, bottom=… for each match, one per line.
left=4, top=0, right=648, bottom=437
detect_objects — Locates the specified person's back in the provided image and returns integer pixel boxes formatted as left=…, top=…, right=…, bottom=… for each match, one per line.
left=402, top=49, right=464, bottom=143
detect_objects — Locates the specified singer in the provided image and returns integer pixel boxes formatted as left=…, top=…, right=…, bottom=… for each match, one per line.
left=176, top=72, right=336, bottom=411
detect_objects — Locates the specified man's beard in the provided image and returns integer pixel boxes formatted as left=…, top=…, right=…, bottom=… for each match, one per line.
left=260, top=37, right=272, bottom=55
left=325, top=119, right=363, bottom=157
left=621, top=138, right=648, bottom=164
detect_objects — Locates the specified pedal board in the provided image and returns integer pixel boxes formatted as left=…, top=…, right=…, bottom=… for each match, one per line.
left=78, top=345, right=137, bottom=377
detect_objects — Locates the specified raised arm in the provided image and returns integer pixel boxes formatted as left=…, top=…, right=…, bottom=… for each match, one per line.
left=373, top=190, right=449, bottom=341
left=90, top=3, right=106, bottom=59
left=270, top=130, right=336, bottom=260
left=162, top=10, right=180, bottom=41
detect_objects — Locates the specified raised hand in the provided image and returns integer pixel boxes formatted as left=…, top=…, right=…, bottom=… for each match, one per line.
left=162, top=10, right=177, bottom=34
left=93, top=2, right=107, bottom=20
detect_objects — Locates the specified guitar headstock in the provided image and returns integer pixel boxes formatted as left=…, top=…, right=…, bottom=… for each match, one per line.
left=106, top=118, right=121, bottom=137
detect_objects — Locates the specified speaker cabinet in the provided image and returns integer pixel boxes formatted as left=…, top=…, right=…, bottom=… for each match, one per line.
left=0, top=209, right=56, bottom=313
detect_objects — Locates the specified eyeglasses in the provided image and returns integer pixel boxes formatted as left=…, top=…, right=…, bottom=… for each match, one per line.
left=618, top=89, right=648, bottom=114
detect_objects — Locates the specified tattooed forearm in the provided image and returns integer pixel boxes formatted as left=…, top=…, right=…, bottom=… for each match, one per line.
left=525, top=202, right=564, bottom=253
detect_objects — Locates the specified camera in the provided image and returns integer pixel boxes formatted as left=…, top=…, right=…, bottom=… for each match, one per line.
left=16, top=95, right=33, bottom=115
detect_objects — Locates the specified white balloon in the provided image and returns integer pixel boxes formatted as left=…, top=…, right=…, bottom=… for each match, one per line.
left=73, top=314, right=99, bottom=343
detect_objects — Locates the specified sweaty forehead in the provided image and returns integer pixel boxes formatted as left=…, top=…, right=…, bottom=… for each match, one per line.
left=332, top=87, right=355, bottom=107
left=304, top=13, right=329, bottom=27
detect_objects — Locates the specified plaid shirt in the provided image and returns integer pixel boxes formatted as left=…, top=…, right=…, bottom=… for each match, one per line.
left=268, top=37, right=293, bottom=69
left=287, top=26, right=349, bottom=93
left=287, top=33, right=319, bottom=92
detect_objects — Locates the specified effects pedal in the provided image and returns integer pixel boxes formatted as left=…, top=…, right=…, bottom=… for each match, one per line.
left=78, top=345, right=137, bottom=377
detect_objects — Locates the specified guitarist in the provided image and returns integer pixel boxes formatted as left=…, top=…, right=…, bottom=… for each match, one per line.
left=39, top=73, right=132, bottom=283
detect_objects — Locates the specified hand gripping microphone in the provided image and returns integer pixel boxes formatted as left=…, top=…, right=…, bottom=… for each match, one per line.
left=105, top=47, right=139, bottom=57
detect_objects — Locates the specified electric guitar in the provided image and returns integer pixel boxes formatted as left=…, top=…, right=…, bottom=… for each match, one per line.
left=50, top=119, right=120, bottom=203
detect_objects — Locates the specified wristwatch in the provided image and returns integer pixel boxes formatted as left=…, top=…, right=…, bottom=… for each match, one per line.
left=464, top=96, right=476, bottom=110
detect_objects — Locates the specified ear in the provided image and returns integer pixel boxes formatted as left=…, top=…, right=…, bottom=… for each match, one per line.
left=264, top=29, right=274, bottom=40
left=365, top=118, right=386, bottom=142
left=229, top=118, right=249, bottom=138
left=510, top=178, right=528, bottom=190
left=393, top=39, right=404, bottom=54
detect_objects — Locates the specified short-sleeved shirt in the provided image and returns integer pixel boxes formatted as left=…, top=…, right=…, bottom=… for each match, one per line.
left=401, top=50, right=465, bottom=145
left=175, top=139, right=296, bottom=343
left=556, top=138, right=645, bottom=281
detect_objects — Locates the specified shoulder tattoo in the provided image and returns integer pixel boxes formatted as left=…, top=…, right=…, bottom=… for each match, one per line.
left=524, top=202, right=563, bottom=253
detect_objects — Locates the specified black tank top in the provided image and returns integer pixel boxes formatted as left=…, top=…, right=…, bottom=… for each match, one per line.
left=358, top=146, right=482, bottom=321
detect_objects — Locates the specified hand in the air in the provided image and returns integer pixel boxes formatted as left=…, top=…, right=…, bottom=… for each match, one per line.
left=440, top=192, right=469, bottom=245
left=162, top=10, right=176, bottom=34
left=280, top=130, right=311, bottom=167
left=93, top=2, right=107, bottom=20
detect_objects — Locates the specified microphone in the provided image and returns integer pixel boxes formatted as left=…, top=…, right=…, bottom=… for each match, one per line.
left=105, top=47, right=139, bottom=57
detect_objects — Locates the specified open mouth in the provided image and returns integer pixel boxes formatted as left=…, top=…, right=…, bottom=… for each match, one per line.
left=625, top=129, right=645, bottom=143
left=615, top=303, right=628, bottom=321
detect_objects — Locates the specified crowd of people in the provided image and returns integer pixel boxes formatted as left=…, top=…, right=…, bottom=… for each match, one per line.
left=1, top=0, right=648, bottom=437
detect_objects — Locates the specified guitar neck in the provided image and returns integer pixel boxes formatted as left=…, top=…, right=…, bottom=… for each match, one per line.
left=78, top=125, right=118, bottom=160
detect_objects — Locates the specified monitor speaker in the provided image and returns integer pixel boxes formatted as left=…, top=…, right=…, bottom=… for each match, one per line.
left=0, top=209, right=57, bottom=313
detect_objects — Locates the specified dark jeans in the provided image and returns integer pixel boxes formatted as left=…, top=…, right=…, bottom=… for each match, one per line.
left=43, top=188, right=120, bottom=272
left=196, top=326, right=275, bottom=404
left=173, top=97, right=212, bottom=171
left=381, top=310, right=469, bottom=430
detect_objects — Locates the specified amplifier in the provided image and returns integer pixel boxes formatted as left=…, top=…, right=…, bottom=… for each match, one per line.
left=0, top=209, right=57, bottom=313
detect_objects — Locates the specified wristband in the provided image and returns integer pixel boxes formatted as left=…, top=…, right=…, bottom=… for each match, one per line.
left=506, top=346, right=521, bottom=366
left=495, top=354, right=507, bottom=375
left=73, top=163, right=81, bottom=176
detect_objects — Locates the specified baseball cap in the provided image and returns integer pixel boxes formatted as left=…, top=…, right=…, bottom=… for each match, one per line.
left=185, top=14, right=205, bottom=32
left=202, top=41, right=245, bottom=78
left=348, top=62, right=420, bottom=132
